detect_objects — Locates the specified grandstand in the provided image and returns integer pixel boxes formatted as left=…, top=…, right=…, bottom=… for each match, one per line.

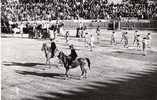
left=1, top=0, right=157, bottom=20
left=1, top=0, right=157, bottom=35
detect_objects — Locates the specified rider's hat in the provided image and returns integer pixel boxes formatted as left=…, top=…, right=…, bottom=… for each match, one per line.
left=69, top=44, right=74, bottom=49
left=50, top=38, right=55, bottom=41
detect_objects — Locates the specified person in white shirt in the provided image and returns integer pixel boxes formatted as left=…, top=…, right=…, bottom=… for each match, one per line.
left=96, top=26, right=101, bottom=43
left=84, top=32, right=89, bottom=47
left=89, top=34, right=94, bottom=51
left=146, top=33, right=151, bottom=48
left=133, top=30, right=138, bottom=45
left=110, top=31, right=116, bottom=45
left=136, top=35, right=141, bottom=49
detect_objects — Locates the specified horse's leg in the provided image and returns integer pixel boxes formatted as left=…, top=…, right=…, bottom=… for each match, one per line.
left=44, top=57, right=50, bottom=70
left=46, top=58, right=48, bottom=65
left=80, top=71, right=84, bottom=79
left=84, top=69, right=87, bottom=79
left=65, top=68, right=69, bottom=77
left=65, top=68, right=69, bottom=79
left=80, top=62, right=88, bottom=79
left=47, top=57, right=51, bottom=69
left=80, top=65, right=85, bottom=79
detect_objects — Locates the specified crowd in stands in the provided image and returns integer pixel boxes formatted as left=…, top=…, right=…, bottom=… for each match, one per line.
left=1, top=0, right=157, bottom=22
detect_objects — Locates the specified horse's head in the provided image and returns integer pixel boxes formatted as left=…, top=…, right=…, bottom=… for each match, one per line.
left=57, top=51, right=65, bottom=60
left=54, top=48, right=60, bottom=57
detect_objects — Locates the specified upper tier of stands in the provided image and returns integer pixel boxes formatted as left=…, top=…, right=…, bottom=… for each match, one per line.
left=1, top=0, right=157, bottom=22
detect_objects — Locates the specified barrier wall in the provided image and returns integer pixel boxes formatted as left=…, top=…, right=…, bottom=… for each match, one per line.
left=61, top=20, right=157, bottom=30
left=61, top=20, right=110, bottom=29
left=8, top=19, right=157, bottom=30
left=120, top=20, right=157, bottom=30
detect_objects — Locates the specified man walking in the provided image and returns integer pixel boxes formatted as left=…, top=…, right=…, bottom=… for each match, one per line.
left=96, top=26, right=100, bottom=43
left=110, top=31, right=116, bottom=45
left=65, top=31, right=70, bottom=43
left=146, top=33, right=151, bottom=48
left=123, top=32, right=129, bottom=48
left=133, top=30, right=138, bottom=45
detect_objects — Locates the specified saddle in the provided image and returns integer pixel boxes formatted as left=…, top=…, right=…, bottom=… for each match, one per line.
left=67, top=56, right=78, bottom=66
left=69, top=59, right=79, bottom=68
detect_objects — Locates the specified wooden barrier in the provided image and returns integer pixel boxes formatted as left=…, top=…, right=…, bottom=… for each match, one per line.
left=61, top=20, right=157, bottom=30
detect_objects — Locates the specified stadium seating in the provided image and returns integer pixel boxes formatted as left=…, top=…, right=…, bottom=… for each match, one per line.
left=1, top=0, right=157, bottom=21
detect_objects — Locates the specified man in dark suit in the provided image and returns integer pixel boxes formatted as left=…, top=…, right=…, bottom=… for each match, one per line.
left=50, top=38, right=56, bottom=58
left=68, top=44, right=78, bottom=65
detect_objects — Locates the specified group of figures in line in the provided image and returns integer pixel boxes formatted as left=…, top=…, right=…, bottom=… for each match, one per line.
left=110, top=30, right=151, bottom=56
left=10, top=20, right=152, bottom=56
left=64, top=25, right=152, bottom=56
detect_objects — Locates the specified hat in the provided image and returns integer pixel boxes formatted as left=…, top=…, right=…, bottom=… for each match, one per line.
left=50, top=38, right=55, bottom=41
left=143, top=37, right=146, bottom=39
left=85, top=33, right=88, bottom=34
left=137, top=35, right=140, bottom=37
left=69, top=44, right=74, bottom=49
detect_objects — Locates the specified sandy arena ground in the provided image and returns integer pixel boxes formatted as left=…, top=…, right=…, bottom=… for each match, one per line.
left=1, top=29, right=157, bottom=100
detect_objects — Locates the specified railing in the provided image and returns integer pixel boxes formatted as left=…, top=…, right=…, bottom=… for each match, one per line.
left=2, top=19, right=157, bottom=31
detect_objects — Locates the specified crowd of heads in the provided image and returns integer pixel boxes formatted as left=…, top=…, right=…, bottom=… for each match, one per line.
left=2, top=0, right=157, bottom=22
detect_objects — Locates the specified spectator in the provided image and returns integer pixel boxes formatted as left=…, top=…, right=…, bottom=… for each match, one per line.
left=110, top=31, right=116, bottom=45
left=146, top=33, right=151, bottom=48
left=2, top=1, right=157, bottom=21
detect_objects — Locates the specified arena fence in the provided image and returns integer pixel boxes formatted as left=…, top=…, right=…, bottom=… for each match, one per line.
left=9, top=20, right=157, bottom=30
left=2, top=20, right=157, bottom=34
left=56, top=19, right=157, bottom=31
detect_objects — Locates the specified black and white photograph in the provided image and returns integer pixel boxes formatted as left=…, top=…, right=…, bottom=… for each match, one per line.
left=1, top=0, right=157, bottom=100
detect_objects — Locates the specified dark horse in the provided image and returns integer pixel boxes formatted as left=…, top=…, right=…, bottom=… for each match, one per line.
left=41, top=42, right=58, bottom=69
left=57, top=51, right=91, bottom=79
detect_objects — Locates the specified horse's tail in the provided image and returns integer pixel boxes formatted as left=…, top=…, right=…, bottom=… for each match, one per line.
left=85, top=58, right=91, bottom=70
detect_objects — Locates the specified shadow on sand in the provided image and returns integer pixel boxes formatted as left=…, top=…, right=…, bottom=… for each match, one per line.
left=16, top=70, right=65, bottom=79
left=2, top=61, right=58, bottom=68
left=16, top=70, right=82, bottom=80
left=21, top=67, right=157, bottom=100
left=3, top=62, right=45, bottom=67
left=104, top=50, right=157, bottom=62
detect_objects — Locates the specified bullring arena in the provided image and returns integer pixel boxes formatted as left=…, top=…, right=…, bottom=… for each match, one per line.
left=1, top=0, right=157, bottom=100
left=2, top=25, right=157, bottom=100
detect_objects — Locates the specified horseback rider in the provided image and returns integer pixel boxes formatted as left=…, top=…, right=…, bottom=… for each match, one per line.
left=68, top=44, right=78, bottom=65
left=50, top=38, right=56, bottom=58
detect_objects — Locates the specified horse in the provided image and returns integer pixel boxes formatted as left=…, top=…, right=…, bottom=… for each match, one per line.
left=41, top=42, right=58, bottom=68
left=57, top=51, right=91, bottom=79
